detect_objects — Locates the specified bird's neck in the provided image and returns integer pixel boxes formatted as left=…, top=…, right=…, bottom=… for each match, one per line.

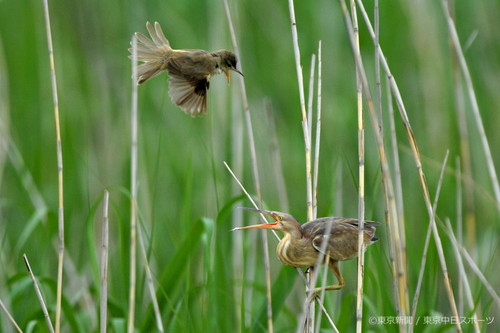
left=276, top=230, right=314, bottom=268
left=276, top=228, right=302, bottom=257
left=289, top=227, right=303, bottom=239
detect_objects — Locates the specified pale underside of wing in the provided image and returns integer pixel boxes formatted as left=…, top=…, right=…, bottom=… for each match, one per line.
left=168, top=75, right=208, bottom=116
left=166, top=54, right=215, bottom=116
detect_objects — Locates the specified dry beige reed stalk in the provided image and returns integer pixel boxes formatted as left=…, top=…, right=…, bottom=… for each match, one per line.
left=127, top=36, right=138, bottom=333
left=306, top=54, right=316, bottom=149
left=349, top=1, right=367, bottom=331
left=353, top=1, right=463, bottom=329
left=287, top=0, right=315, bottom=330
left=312, top=41, right=322, bottom=220
left=222, top=2, right=274, bottom=331
left=339, top=0, right=409, bottom=322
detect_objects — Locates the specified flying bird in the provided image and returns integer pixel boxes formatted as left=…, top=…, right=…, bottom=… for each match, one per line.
left=129, top=21, right=243, bottom=116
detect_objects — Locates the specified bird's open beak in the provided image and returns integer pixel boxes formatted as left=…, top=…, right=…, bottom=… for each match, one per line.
left=241, top=207, right=280, bottom=220
left=232, top=222, right=278, bottom=231
left=225, top=69, right=244, bottom=85
left=231, top=207, right=279, bottom=231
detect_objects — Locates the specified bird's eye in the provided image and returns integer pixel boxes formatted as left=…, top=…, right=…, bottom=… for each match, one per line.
left=278, top=216, right=283, bottom=221
left=215, top=63, right=219, bottom=68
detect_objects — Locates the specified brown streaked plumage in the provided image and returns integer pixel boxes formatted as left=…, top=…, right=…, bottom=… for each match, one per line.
left=129, top=21, right=243, bottom=116
left=233, top=208, right=380, bottom=294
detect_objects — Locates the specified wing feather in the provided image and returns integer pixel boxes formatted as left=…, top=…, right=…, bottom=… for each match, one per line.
left=168, top=75, right=208, bottom=116
left=305, top=218, right=380, bottom=261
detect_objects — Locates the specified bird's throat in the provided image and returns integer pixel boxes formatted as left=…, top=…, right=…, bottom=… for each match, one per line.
left=276, top=233, right=317, bottom=268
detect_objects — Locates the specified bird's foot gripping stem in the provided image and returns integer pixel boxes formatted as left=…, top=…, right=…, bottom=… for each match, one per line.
left=312, top=283, right=345, bottom=295
left=305, top=283, right=345, bottom=302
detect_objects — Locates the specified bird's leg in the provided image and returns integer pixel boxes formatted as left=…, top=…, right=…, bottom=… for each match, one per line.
left=313, top=260, right=345, bottom=294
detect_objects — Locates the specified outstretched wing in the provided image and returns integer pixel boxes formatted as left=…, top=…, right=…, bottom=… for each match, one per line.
left=168, top=74, right=208, bottom=116
left=166, top=52, right=216, bottom=116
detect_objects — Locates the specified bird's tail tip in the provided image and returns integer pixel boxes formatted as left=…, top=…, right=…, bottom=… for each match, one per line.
left=129, top=21, right=172, bottom=84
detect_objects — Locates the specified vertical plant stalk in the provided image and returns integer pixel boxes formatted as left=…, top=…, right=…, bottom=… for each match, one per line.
left=374, top=0, right=383, bottom=126
left=224, top=162, right=337, bottom=331
left=299, top=220, right=339, bottom=333
left=223, top=0, right=261, bottom=203
left=41, top=0, right=64, bottom=331
left=287, top=0, right=315, bottom=330
left=23, top=254, right=55, bottom=333
left=409, top=151, right=449, bottom=333
left=350, top=1, right=366, bottom=331
left=306, top=55, right=316, bottom=150
left=387, top=80, right=408, bottom=288
left=448, top=1, right=476, bottom=250
left=312, top=42, right=322, bottom=220
left=387, top=82, right=405, bottom=317
left=100, top=191, right=109, bottom=333
left=314, top=267, right=338, bottom=333
left=287, top=0, right=313, bottom=221
left=444, top=219, right=480, bottom=333
left=455, top=158, right=464, bottom=314
left=0, top=43, right=7, bottom=190
left=303, top=51, right=318, bottom=333
left=442, top=0, right=500, bottom=213
left=314, top=265, right=330, bottom=333
left=355, top=0, right=462, bottom=327
left=231, top=98, right=246, bottom=328
left=222, top=2, right=273, bottom=331
left=340, top=0, right=408, bottom=320
left=128, top=36, right=138, bottom=333
left=0, top=298, right=22, bottom=333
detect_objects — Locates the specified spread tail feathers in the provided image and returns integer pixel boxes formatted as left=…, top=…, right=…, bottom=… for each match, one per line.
left=129, top=22, right=172, bottom=84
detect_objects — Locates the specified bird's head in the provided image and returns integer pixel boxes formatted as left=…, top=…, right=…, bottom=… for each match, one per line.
left=213, top=50, right=243, bottom=84
left=233, top=208, right=302, bottom=238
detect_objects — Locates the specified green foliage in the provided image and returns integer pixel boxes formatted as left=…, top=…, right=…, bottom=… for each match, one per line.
left=0, top=0, right=499, bottom=332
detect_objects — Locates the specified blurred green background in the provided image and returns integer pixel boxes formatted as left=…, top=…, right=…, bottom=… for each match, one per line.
left=1, top=0, right=499, bottom=331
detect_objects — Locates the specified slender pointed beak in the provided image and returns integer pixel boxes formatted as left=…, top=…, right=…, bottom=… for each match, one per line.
left=240, top=207, right=280, bottom=220
left=232, top=222, right=278, bottom=231
left=231, top=207, right=281, bottom=231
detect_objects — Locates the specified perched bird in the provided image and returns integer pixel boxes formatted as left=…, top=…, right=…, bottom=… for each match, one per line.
left=129, top=21, right=243, bottom=116
left=233, top=208, right=380, bottom=294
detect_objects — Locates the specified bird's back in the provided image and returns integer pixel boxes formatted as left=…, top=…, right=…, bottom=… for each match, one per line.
left=302, top=217, right=380, bottom=261
left=167, top=50, right=217, bottom=80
